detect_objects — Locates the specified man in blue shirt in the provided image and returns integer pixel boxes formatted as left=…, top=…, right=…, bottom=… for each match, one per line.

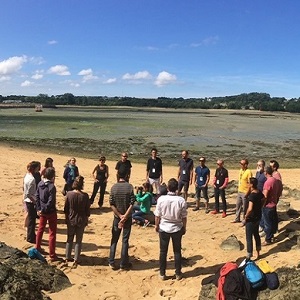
left=193, top=157, right=210, bottom=213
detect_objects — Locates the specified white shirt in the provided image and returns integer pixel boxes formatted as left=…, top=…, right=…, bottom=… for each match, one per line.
left=154, top=192, right=187, bottom=233
left=23, top=173, right=36, bottom=203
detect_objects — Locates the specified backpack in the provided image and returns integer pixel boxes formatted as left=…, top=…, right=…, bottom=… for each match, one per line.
left=244, top=260, right=265, bottom=289
left=223, top=269, right=253, bottom=300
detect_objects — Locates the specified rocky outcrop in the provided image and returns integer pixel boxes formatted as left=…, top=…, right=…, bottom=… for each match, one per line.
left=199, top=266, right=300, bottom=300
left=0, top=242, right=71, bottom=300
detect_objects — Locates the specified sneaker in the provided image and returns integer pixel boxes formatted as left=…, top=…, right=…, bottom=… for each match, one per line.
left=109, top=263, right=118, bottom=270
left=259, top=231, right=266, bottom=237
left=159, top=274, right=166, bottom=281
left=175, top=273, right=183, bottom=280
left=143, top=220, right=151, bottom=228
left=222, top=212, right=227, bottom=218
left=192, top=207, right=200, bottom=211
left=211, top=210, right=219, bottom=214
left=262, top=241, right=272, bottom=246
left=120, top=262, right=132, bottom=270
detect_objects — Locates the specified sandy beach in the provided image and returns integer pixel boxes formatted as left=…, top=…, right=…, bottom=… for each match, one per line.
left=0, top=144, right=299, bottom=300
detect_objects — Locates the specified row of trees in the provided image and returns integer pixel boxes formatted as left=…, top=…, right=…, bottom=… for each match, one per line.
left=1, top=92, right=300, bottom=113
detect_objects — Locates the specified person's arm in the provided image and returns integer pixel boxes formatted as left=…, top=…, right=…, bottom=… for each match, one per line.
left=194, top=170, right=198, bottom=187
left=182, top=217, right=187, bottom=235
left=36, top=186, right=41, bottom=213
left=263, top=189, right=269, bottom=206
left=43, top=185, right=56, bottom=214
left=64, top=196, right=69, bottom=223
left=177, top=165, right=181, bottom=180
left=92, top=166, right=98, bottom=181
left=155, top=216, right=161, bottom=232
left=204, top=171, right=210, bottom=187
left=245, top=200, right=253, bottom=220
left=189, top=164, right=194, bottom=185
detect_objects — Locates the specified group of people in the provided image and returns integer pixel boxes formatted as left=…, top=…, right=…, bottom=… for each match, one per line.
left=22, top=149, right=283, bottom=279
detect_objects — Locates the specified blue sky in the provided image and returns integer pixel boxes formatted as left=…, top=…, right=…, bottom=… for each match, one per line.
left=1, top=0, right=300, bottom=98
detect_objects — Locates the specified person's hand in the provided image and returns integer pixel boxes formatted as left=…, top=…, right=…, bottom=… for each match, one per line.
left=94, top=178, right=99, bottom=183
left=155, top=225, right=159, bottom=233
left=182, top=227, right=186, bottom=235
left=37, top=211, right=42, bottom=217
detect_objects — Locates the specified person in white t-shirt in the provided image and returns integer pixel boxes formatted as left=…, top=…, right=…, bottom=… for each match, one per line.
left=154, top=178, right=187, bottom=281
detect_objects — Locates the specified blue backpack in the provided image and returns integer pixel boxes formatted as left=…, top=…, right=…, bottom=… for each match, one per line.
left=244, top=260, right=265, bottom=289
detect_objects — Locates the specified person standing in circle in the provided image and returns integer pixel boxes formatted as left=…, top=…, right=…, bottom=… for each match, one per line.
left=90, top=156, right=109, bottom=208
left=115, top=152, right=132, bottom=182
left=177, top=150, right=194, bottom=201
left=146, top=148, right=163, bottom=196
left=63, top=157, right=79, bottom=192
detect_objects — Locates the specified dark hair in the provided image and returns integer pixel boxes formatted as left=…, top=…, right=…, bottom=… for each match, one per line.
left=72, top=176, right=84, bottom=190
left=249, top=177, right=258, bottom=189
left=258, top=159, right=265, bottom=167
left=167, top=178, right=178, bottom=193
left=159, top=183, right=168, bottom=195
left=265, top=166, right=273, bottom=176
left=31, top=161, right=41, bottom=171
left=99, top=156, right=106, bottom=161
left=44, top=167, right=55, bottom=180
left=151, top=148, right=157, bottom=153
left=44, top=157, right=53, bottom=168
left=243, top=158, right=249, bottom=165
left=270, top=160, right=279, bottom=170
left=143, top=182, right=153, bottom=193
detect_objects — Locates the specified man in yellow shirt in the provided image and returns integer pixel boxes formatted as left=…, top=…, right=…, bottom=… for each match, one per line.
left=232, top=159, right=252, bottom=224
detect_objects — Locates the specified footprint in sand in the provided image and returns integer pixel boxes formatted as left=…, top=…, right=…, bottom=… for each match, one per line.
left=102, top=292, right=121, bottom=300
left=159, top=289, right=177, bottom=298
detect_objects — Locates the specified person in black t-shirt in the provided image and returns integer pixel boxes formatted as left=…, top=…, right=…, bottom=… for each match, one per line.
left=244, top=177, right=265, bottom=260
left=212, top=159, right=229, bottom=217
left=90, top=156, right=109, bottom=207
left=146, top=148, right=163, bottom=195
left=115, top=152, right=132, bottom=182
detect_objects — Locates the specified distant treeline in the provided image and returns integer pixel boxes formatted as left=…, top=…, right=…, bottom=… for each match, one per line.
left=1, top=92, right=300, bottom=113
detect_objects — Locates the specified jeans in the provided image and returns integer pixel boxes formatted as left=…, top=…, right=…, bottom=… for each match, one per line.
left=235, top=192, right=248, bottom=221
left=195, top=186, right=209, bottom=201
left=90, top=181, right=107, bottom=207
left=26, top=202, right=36, bottom=243
left=66, top=223, right=85, bottom=261
left=262, top=206, right=277, bottom=243
left=132, top=206, right=147, bottom=225
left=159, top=228, right=183, bottom=276
left=109, top=217, right=132, bottom=266
left=245, top=220, right=261, bottom=257
left=214, top=188, right=226, bottom=212
left=35, top=211, right=57, bottom=258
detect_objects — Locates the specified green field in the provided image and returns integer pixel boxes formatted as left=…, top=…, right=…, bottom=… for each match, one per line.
left=0, top=106, right=299, bottom=168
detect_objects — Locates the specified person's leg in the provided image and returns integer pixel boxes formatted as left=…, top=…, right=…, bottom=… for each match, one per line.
left=90, top=181, right=100, bottom=204
left=35, top=214, right=47, bottom=250
left=159, top=231, right=170, bottom=276
left=183, top=182, right=189, bottom=202
left=234, top=193, right=243, bottom=222
left=194, top=186, right=200, bottom=210
left=177, top=181, right=184, bottom=197
left=202, top=186, right=209, bottom=211
left=74, top=225, right=85, bottom=262
left=26, top=202, right=36, bottom=243
left=242, top=194, right=248, bottom=221
left=245, top=221, right=254, bottom=258
left=132, top=211, right=146, bottom=225
left=253, top=220, right=261, bottom=258
left=109, top=217, right=122, bottom=264
left=98, top=182, right=107, bottom=207
left=120, top=219, right=132, bottom=267
left=220, top=189, right=227, bottom=213
left=48, top=212, right=57, bottom=259
left=66, top=224, right=76, bottom=260
left=263, top=207, right=273, bottom=243
left=214, top=188, right=220, bottom=212
left=171, top=229, right=183, bottom=276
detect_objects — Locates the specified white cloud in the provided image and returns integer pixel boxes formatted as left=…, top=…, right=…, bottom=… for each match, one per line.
left=154, top=71, right=177, bottom=87
left=103, top=78, right=117, bottom=84
left=0, top=76, right=11, bottom=82
left=0, top=55, right=27, bottom=75
left=122, top=70, right=152, bottom=80
left=70, top=82, right=80, bottom=87
left=48, top=40, right=58, bottom=45
left=32, top=71, right=44, bottom=80
left=78, top=68, right=98, bottom=82
left=78, top=68, right=93, bottom=76
left=48, top=65, right=70, bottom=76
left=190, top=36, right=219, bottom=48
left=21, top=80, right=34, bottom=87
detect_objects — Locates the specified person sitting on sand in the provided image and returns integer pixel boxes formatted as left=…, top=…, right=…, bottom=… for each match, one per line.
left=132, top=182, right=153, bottom=227
left=244, top=177, right=265, bottom=260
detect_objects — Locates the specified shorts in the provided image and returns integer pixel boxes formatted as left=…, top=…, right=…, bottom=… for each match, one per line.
left=178, top=180, right=189, bottom=193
